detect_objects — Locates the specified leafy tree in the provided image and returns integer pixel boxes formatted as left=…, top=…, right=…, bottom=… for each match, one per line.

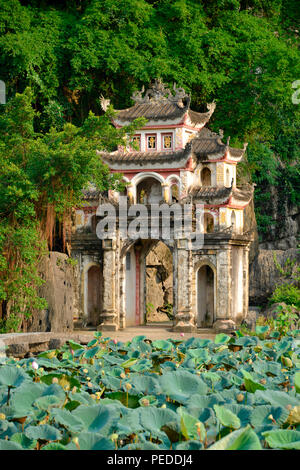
left=0, top=88, right=144, bottom=331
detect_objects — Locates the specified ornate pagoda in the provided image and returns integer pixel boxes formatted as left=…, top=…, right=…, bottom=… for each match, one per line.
left=71, top=79, right=254, bottom=332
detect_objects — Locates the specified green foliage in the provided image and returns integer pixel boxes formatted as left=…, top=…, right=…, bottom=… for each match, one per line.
left=0, top=88, right=143, bottom=331
left=270, top=285, right=300, bottom=309
left=0, top=0, right=299, bottom=328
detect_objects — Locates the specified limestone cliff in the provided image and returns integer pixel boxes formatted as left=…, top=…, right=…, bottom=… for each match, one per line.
left=26, top=252, right=78, bottom=332
left=249, top=248, right=300, bottom=306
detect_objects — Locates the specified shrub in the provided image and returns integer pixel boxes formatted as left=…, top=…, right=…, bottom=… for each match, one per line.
left=269, top=284, right=300, bottom=309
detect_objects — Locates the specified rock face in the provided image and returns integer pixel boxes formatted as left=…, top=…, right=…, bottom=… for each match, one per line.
left=26, top=252, right=78, bottom=333
left=145, top=242, right=173, bottom=322
left=258, top=181, right=299, bottom=250
left=244, top=199, right=259, bottom=263
left=249, top=248, right=300, bottom=306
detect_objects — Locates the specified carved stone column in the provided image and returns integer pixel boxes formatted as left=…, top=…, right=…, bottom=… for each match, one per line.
left=127, top=184, right=135, bottom=204
left=242, top=245, right=250, bottom=319
left=172, top=240, right=196, bottom=332
left=213, top=247, right=236, bottom=332
left=162, top=183, right=170, bottom=203
left=97, top=239, right=118, bottom=331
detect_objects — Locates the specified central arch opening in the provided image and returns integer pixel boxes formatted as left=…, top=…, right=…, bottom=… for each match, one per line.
left=87, top=265, right=102, bottom=326
left=145, top=241, right=173, bottom=323
left=124, top=240, right=173, bottom=326
left=197, top=264, right=215, bottom=327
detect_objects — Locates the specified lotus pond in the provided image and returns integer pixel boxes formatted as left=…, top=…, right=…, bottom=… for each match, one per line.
left=0, top=328, right=299, bottom=450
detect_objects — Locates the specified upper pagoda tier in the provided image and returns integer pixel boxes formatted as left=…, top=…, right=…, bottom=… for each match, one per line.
left=113, top=79, right=215, bottom=129
left=98, top=125, right=248, bottom=170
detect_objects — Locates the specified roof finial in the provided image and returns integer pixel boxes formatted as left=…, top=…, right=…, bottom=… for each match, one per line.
left=207, top=101, right=216, bottom=116
left=100, top=95, right=110, bottom=112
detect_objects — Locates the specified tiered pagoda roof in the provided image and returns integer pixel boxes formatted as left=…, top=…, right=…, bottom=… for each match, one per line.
left=113, top=79, right=215, bottom=126
left=185, top=183, right=254, bottom=208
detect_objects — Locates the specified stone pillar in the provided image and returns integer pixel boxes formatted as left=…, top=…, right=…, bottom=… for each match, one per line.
left=213, top=247, right=236, bottom=332
left=162, top=183, right=170, bottom=203
left=97, top=239, right=119, bottom=331
left=172, top=240, right=196, bottom=332
left=119, top=253, right=126, bottom=329
left=127, top=184, right=135, bottom=204
left=242, top=246, right=250, bottom=319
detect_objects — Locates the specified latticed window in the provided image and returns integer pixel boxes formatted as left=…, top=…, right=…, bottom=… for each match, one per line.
left=147, top=134, right=156, bottom=150
left=163, top=134, right=172, bottom=149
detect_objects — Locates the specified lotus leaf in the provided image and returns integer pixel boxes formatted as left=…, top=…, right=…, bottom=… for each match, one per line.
left=177, top=408, right=205, bottom=441
left=83, top=346, right=100, bottom=359
left=214, top=334, right=231, bottom=344
left=213, top=405, right=241, bottom=429
left=41, top=442, right=67, bottom=450
left=106, top=391, right=141, bottom=408
left=208, top=425, right=262, bottom=450
left=72, top=404, right=119, bottom=435
left=152, top=340, right=173, bottom=352
left=250, top=405, right=289, bottom=426
left=159, top=370, right=208, bottom=403
left=262, top=429, right=300, bottom=449
left=33, top=395, right=65, bottom=411
left=51, top=408, right=84, bottom=433
left=0, top=366, right=28, bottom=388
left=176, top=440, right=203, bottom=450
left=254, top=390, right=300, bottom=408
left=86, top=339, right=98, bottom=348
left=25, top=424, right=62, bottom=441
left=10, top=432, right=37, bottom=449
left=0, top=439, right=23, bottom=450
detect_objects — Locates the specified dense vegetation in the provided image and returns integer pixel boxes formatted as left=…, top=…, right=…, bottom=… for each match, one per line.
left=0, top=330, right=299, bottom=450
left=0, top=89, right=143, bottom=331
left=0, top=0, right=299, bottom=234
left=0, top=0, right=299, bottom=330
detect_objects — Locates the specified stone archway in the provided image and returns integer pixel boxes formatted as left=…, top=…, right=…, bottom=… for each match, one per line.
left=136, top=177, right=163, bottom=204
left=123, top=239, right=173, bottom=327
left=197, top=264, right=215, bottom=327
left=145, top=241, right=173, bottom=323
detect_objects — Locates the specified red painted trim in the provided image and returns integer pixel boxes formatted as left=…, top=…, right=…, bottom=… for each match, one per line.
left=112, top=120, right=203, bottom=131
left=110, top=168, right=182, bottom=180
left=139, top=123, right=202, bottom=131
left=135, top=248, right=140, bottom=325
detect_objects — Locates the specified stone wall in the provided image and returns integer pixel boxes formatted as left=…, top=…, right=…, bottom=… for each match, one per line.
left=26, top=252, right=78, bottom=333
